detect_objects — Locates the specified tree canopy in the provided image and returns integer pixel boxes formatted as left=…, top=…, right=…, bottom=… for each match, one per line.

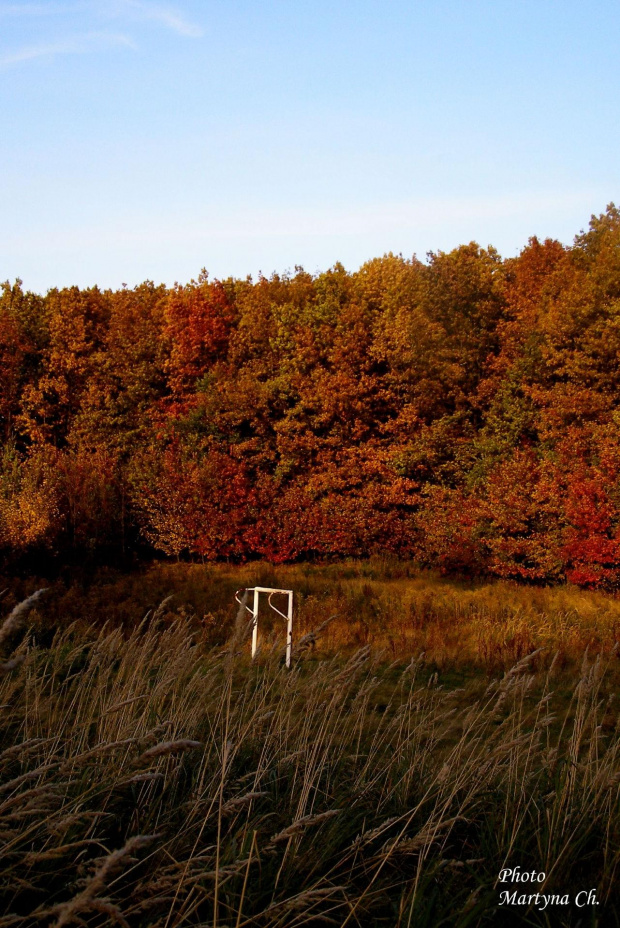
left=3, top=207, right=620, bottom=587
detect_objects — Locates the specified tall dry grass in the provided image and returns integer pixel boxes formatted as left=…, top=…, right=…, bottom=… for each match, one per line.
left=0, top=590, right=619, bottom=926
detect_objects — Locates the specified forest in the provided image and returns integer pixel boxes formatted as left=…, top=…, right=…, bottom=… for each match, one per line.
left=3, top=205, right=620, bottom=587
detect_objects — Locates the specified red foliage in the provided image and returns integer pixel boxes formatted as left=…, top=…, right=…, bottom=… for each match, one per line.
left=164, top=279, right=234, bottom=399
left=562, top=471, right=620, bottom=588
left=4, top=207, right=620, bottom=586
left=131, top=441, right=255, bottom=560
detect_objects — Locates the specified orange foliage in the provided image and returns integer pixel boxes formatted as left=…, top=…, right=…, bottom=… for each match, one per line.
left=3, top=206, right=620, bottom=586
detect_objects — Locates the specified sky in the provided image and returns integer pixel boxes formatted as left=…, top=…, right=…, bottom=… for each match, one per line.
left=1, top=0, right=619, bottom=293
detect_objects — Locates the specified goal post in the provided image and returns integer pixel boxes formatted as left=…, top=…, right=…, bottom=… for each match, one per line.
left=235, top=586, right=294, bottom=668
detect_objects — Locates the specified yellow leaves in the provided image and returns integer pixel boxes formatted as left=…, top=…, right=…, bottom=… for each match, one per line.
left=0, top=447, right=61, bottom=551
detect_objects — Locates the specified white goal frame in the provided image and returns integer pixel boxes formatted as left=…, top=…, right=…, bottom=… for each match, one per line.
left=235, top=587, right=294, bottom=668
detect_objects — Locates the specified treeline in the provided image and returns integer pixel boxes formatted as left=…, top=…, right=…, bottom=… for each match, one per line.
left=3, top=206, right=620, bottom=586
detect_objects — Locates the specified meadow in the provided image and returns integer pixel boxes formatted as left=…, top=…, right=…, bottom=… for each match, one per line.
left=6, top=559, right=620, bottom=668
left=1, top=564, right=619, bottom=926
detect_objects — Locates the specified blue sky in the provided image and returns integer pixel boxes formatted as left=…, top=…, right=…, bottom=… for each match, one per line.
left=1, top=0, right=619, bottom=292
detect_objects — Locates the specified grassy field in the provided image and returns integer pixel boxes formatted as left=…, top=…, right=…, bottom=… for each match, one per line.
left=1, top=565, right=620, bottom=926
left=6, top=559, right=620, bottom=668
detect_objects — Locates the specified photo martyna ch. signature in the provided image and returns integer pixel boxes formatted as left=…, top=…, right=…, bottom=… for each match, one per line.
left=498, top=868, right=599, bottom=912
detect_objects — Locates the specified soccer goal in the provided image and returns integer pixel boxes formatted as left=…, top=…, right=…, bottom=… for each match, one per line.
left=234, top=587, right=294, bottom=668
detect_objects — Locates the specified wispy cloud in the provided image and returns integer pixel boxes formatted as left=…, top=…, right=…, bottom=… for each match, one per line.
left=0, top=0, right=201, bottom=67
left=0, top=30, right=135, bottom=67
left=114, top=0, right=203, bottom=38
left=0, top=1, right=203, bottom=35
